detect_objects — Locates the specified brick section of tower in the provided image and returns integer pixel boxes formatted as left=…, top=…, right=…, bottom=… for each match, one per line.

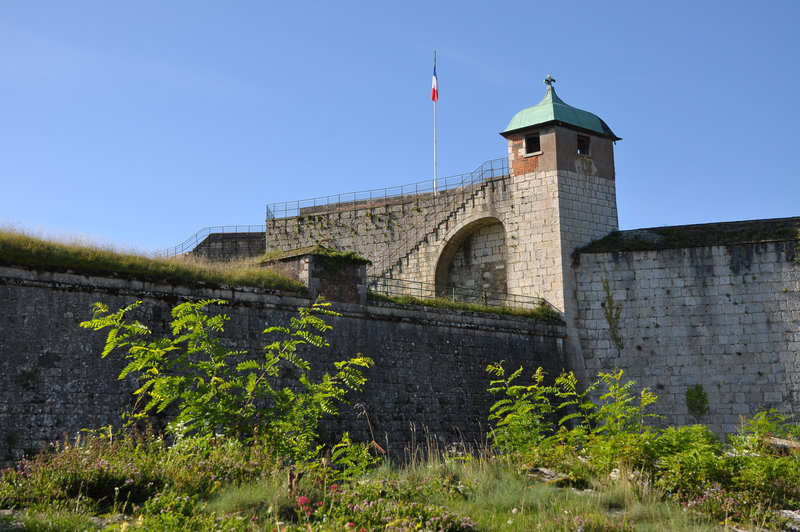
left=506, top=132, right=540, bottom=175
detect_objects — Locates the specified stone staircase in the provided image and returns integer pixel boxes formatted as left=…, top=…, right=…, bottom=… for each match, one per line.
left=369, top=175, right=508, bottom=286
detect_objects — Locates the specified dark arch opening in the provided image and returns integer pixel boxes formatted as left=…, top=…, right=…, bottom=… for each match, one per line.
left=434, top=217, right=507, bottom=299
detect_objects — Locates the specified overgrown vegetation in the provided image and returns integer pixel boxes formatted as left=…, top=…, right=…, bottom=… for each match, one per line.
left=2, top=299, right=800, bottom=530
left=368, top=292, right=562, bottom=322
left=601, top=267, right=625, bottom=354
left=486, top=362, right=800, bottom=530
left=0, top=227, right=306, bottom=292
left=261, top=246, right=371, bottom=271
left=79, top=299, right=373, bottom=464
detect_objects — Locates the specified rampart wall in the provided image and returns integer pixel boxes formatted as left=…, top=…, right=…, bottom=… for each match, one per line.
left=574, top=239, right=800, bottom=433
left=261, top=179, right=513, bottom=288
left=0, top=266, right=565, bottom=463
left=192, top=232, right=266, bottom=262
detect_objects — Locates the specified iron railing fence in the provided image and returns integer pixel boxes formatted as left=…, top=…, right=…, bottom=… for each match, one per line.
left=152, top=158, right=509, bottom=260
left=266, top=158, right=508, bottom=219
left=367, top=276, right=562, bottom=316
left=150, top=225, right=266, bottom=259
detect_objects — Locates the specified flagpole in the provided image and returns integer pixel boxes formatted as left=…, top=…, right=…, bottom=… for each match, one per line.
left=433, top=50, right=438, bottom=198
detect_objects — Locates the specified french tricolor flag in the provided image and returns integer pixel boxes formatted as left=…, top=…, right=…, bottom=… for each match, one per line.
left=431, top=64, right=439, bottom=102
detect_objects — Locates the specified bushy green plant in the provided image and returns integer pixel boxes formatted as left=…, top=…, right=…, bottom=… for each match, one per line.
left=580, top=370, right=659, bottom=473
left=730, top=453, right=800, bottom=506
left=80, top=298, right=373, bottom=466
left=487, top=365, right=659, bottom=473
left=486, top=364, right=556, bottom=454
left=652, top=425, right=727, bottom=498
left=0, top=427, right=167, bottom=510
left=728, top=409, right=800, bottom=454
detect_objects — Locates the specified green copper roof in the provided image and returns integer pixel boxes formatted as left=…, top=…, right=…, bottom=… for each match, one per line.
left=502, top=83, right=620, bottom=140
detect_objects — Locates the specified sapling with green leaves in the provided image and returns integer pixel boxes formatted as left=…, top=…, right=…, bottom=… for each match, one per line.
left=80, top=298, right=373, bottom=468
left=486, top=365, right=660, bottom=472
left=486, top=363, right=557, bottom=454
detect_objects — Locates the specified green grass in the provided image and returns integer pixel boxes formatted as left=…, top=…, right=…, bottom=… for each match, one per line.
left=263, top=245, right=371, bottom=266
left=0, top=429, right=718, bottom=531
left=0, top=228, right=307, bottom=292
left=367, top=293, right=563, bottom=322
left=5, top=420, right=799, bottom=531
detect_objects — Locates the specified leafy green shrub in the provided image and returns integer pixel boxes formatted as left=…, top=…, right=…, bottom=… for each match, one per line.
left=486, top=364, right=556, bottom=455
left=652, top=425, right=727, bottom=498
left=685, top=384, right=709, bottom=421
left=80, top=298, right=373, bottom=467
left=486, top=365, right=660, bottom=473
left=580, top=370, right=659, bottom=473
left=728, top=409, right=800, bottom=455
left=730, top=454, right=800, bottom=506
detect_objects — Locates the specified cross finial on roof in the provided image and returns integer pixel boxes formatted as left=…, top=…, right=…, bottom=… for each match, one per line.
left=544, top=75, right=556, bottom=86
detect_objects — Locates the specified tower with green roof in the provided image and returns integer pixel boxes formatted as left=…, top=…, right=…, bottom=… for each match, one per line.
left=500, top=76, right=620, bottom=362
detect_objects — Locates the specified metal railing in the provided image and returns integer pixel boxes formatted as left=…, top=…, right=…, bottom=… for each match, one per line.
left=265, top=158, right=508, bottom=219
left=150, top=225, right=266, bottom=258
left=152, top=158, right=509, bottom=260
left=367, top=276, right=562, bottom=316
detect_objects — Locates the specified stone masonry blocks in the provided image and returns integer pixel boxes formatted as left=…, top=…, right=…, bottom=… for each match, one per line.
left=574, top=241, right=800, bottom=434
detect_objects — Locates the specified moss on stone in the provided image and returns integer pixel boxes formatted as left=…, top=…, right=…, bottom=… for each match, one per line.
left=575, top=217, right=800, bottom=257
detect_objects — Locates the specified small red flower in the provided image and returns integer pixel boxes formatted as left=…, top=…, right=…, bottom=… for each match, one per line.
left=297, top=496, right=312, bottom=506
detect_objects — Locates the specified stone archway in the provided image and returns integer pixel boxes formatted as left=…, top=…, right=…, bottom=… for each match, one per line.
left=433, top=217, right=507, bottom=300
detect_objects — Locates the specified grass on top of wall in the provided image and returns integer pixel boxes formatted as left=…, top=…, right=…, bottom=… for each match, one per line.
left=0, top=228, right=307, bottom=293
left=368, top=292, right=563, bottom=322
left=576, top=217, right=800, bottom=256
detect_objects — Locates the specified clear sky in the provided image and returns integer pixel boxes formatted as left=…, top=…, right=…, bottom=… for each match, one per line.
left=2, top=1, right=799, bottom=253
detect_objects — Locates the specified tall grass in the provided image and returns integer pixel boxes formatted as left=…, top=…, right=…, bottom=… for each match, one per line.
left=0, top=227, right=306, bottom=292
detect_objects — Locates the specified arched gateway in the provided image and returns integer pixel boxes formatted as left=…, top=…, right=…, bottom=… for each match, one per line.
left=433, top=217, right=507, bottom=300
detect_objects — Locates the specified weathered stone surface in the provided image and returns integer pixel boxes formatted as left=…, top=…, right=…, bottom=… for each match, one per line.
left=574, top=240, right=800, bottom=433
left=0, top=266, right=565, bottom=463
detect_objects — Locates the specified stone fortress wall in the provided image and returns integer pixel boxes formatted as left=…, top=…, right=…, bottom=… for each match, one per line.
left=573, top=223, right=800, bottom=432
left=0, top=265, right=565, bottom=462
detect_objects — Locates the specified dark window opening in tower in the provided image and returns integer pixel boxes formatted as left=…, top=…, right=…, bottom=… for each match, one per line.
left=577, top=134, right=590, bottom=155
left=524, top=133, right=541, bottom=155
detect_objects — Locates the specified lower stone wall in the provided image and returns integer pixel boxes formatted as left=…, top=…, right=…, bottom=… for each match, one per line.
left=574, top=241, right=800, bottom=433
left=0, top=266, right=565, bottom=463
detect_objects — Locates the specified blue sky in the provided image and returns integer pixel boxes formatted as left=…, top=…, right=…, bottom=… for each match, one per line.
left=1, top=1, right=799, bottom=252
